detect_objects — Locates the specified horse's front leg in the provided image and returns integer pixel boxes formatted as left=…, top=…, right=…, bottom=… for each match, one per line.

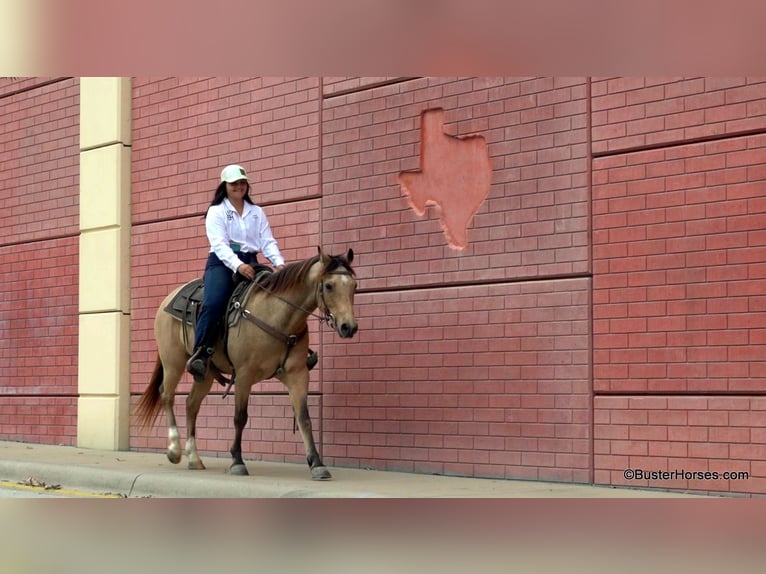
left=229, top=381, right=251, bottom=476
left=286, top=371, right=332, bottom=480
left=185, top=374, right=213, bottom=470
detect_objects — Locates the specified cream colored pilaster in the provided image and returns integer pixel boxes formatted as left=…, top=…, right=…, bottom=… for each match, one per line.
left=77, top=77, right=131, bottom=450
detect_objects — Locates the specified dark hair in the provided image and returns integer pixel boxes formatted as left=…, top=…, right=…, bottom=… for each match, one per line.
left=203, top=181, right=254, bottom=218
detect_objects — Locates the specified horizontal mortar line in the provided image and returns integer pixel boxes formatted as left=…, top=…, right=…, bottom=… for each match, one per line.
left=81, top=141, right=132, bottom=152
left=357, top=271, right=592, bottom=295
left=592, top=126, right=766, bottom=158
left=132, top=193, right=323, bottom=228
left=595, top=390, right=766, bottom=397
left=323, top=77, right=421, bottom=99
left=0, top=393, right=79, bottom=398
left=0, top=77, right=73, bottom=100
left=0, top=232, right=80, bottom=250
left=78, top=310, right=131, bottom=316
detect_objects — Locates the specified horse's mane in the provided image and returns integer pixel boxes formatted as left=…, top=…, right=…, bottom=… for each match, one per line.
left=257, top=253, right=355, bottom=295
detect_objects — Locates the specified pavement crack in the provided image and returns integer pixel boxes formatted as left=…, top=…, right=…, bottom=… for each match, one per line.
left=127, top=473, right=144, bottom=498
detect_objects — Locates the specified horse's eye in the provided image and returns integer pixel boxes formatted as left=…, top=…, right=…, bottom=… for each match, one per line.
left=324, top=283, right=333, bottom=292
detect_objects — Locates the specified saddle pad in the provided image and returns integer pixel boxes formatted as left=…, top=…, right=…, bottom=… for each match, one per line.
left=164, top=279, right=204, bottom=326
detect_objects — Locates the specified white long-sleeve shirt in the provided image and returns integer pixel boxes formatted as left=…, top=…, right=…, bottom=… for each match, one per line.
left=205, top=198, right=285, bottom=272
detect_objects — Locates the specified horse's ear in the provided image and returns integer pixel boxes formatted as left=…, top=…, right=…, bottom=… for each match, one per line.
left=317, top=246, right=330, bottom=265
left=345, top=248, right=354, bottom=264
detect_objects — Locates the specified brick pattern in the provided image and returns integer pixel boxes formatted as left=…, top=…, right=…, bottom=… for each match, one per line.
left=593, top=135, right=766, bottom=393
left=0, top=78, right=79, bottom=243
left=595, top=396, right=766, bottom=495
left=0, top=77, right=66, bottom=98
left=0, top=397, right=77, bottom=446
left=0, top=78, right=79, bottom=445
left=321, top=77, right=590, bottom=290
left=131, top=77, right=320, bottom=224
left=592, top=77, right=766, bottom=154
left=321, top=278, right=591, bottom=481
left=0, top=238, right=79, bottom=395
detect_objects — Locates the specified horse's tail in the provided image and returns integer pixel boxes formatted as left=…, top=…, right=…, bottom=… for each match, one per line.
left=135, top=355, right=164, bottom=431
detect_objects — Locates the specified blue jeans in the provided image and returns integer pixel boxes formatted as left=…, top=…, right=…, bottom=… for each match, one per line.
left=193, top=251, right=258, bottom=350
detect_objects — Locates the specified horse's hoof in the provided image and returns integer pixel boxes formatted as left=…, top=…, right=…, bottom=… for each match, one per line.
left=230, top=464, right=249, bottom=476
left=311, top=466, right=332, bottom=480
left=188, top=460, right=206, bottom=470
left=167, top=451, right=182, bottom=464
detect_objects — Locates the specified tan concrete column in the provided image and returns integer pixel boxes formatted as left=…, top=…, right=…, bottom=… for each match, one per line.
left=77, top=77, right=132, bottom=449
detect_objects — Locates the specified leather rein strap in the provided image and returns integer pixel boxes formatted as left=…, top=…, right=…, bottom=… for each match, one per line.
left=239, top=309, right=307, bottom=377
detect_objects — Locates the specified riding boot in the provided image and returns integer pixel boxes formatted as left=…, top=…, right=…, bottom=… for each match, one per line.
left=307, top=348, right=319, bottom=371
left=186, top=345, right=214, bottom=383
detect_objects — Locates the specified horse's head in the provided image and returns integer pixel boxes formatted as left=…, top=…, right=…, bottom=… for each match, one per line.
left=316, top=247, right=358, bottom=338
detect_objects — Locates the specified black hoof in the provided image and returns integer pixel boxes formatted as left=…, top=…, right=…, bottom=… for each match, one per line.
left=230, top=464, right=249, bottom=476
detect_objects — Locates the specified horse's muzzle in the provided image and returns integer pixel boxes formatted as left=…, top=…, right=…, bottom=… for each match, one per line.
left=339, top=321, right=358, bottom=338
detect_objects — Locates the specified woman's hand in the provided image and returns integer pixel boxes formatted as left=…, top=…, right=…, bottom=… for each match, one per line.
left=237, top=263, right=255, bottom=280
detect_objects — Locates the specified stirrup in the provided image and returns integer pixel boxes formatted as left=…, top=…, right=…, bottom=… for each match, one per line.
left=186, top=346, right=213, bottom=382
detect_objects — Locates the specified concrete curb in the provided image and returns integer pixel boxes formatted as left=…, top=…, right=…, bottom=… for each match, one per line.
left=0, top=459, right=369, bottom=498
left=0, top=460, right=138, bottom=497
left=0, top=441, right=709, bottom=498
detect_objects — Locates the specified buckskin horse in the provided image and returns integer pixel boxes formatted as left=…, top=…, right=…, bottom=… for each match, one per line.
left=136, top=247, right=358, bottom=480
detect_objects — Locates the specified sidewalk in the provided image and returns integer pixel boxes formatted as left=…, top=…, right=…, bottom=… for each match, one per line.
left=0, top=440, right=705, bottom=498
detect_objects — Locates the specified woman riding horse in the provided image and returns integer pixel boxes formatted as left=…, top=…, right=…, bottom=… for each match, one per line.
left=137, top=247, right=358, bottom=479
left=187, top=164, right=285, bottom=382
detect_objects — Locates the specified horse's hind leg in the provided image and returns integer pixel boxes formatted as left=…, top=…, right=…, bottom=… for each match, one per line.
left=185, top=375, right=213, bottom=470
left=159, top=363, right=184, bottom=464
left=286, top=372, right=332, bottom=480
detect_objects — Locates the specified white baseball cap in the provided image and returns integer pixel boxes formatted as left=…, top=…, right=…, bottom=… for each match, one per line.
left=221, top=164, right=250, bottom=183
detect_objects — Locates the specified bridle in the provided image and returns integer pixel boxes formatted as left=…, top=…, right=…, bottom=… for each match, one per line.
left=314, top=270, right=355, bottom=331
left=246, top=268, right=354, bottom=330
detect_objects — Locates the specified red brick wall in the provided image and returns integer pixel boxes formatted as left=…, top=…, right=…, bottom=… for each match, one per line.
left=591, top=77, right=766, bottom=153
left=322, top=77, right=590, bottom=290
left=319, top=77, right=592, bottom=480
left=592, top=77, right=766, bottom=495
left=0, top=77, right=80, bottom=445
left=595, top=396, right=766, bottom=495
left=593, top=136, right=766, bottom=393
left=131, top=76, right=321, bottom=225
left=324, top=279, right=590, bottom=481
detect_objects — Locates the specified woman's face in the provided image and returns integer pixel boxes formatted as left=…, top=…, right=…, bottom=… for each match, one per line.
left=226, top=179, right=248, bottom=201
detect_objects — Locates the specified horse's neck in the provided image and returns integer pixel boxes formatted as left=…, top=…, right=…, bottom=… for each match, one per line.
left=288, top=261, right=322, bottom=312
left=249, top=262, right=321, bottom=330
